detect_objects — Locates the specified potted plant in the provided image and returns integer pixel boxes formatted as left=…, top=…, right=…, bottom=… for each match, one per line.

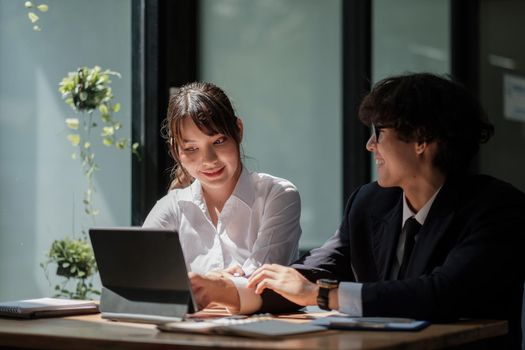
left=41, top=237, right=98, bottom=299
left=40, top=66, right=139, bottom=300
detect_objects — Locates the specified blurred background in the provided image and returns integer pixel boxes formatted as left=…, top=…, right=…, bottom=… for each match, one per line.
left=0, top=1, right=524, bottom=344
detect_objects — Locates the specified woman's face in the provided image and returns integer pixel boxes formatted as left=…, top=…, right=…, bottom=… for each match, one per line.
left=177, top=117, right=241, bottom=193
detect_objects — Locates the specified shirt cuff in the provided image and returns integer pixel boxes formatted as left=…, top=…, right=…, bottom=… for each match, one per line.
left=337, top=282, right=363, bottom=316
left=229, top=276, right=262, bottom=314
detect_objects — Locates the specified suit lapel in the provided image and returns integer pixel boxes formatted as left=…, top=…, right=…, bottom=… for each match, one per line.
left=406, top=177, right=461, bottom=277
left=371, top=196, right=403, bottom=280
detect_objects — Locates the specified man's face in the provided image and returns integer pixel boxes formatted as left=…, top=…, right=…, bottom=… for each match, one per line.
left=366, top=125, right=421, bottom=189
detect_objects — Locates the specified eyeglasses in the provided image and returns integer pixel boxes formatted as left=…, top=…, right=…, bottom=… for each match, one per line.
left=370, top=124, right=394, bottom=144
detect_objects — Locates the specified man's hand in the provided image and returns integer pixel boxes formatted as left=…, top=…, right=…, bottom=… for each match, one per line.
left=247, top=264, right=318, bottom=306
left=189, top=271, right=241, bottom=313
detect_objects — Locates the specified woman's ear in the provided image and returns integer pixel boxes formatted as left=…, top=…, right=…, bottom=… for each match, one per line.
left=236, top=117, right=244, bottom=142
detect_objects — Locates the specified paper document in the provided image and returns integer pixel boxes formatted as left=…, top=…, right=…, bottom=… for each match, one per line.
left=158, top=317, right=326, bottom=338
left=0, top=297, right=99, bottom=319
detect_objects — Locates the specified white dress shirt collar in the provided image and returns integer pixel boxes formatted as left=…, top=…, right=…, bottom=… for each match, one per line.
left=402, top=186, right=442, bottom=226
left=179, top=165, right=255, bottom=212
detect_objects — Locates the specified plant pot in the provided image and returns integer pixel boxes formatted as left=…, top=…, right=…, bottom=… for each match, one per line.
left=56, top=265, right=74, bottom=278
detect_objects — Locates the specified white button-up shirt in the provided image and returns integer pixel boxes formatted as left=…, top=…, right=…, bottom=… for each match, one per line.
left=142, top=167, right=302, bottom=275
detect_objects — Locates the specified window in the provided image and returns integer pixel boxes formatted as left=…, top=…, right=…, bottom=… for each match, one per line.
left=371, top=0, right=450, bottom=179
left=199, top=0, right=342, bottom=249
left=0, top=0, right=132, bottom=300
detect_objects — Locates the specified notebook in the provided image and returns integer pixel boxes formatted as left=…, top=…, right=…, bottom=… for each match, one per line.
left=0, top=297, right=99, bottom=319
left=89, top=227, right=197, bottom=324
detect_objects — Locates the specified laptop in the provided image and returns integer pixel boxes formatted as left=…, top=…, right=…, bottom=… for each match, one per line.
left=89, top=227, right=197, bottom=324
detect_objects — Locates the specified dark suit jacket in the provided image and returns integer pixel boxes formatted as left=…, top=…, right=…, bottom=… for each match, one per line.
left=260, top=174, right=525, bottom=349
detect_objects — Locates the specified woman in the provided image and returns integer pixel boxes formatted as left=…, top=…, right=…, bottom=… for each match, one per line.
left=143, top=82, right=301, bottom=279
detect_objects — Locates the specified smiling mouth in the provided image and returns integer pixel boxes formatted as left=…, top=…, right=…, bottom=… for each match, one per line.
left=201, top=166, right=225, bottom=177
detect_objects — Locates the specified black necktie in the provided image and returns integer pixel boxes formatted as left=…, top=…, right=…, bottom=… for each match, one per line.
left=397, top=217, right=422, bottom=279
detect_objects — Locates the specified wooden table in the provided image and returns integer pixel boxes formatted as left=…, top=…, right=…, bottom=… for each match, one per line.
left=0, top=314, right=507, bottom=350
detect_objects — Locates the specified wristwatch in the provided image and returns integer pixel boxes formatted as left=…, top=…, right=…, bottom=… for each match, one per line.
left=316, top=279, right=339, bottom=310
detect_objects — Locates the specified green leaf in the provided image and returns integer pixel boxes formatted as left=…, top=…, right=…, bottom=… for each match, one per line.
left=102, top=138, right=113, bottom=146
left=116, top=139, right=126, bottom=149
left=24, top=1, right=33, bottom=8
left=67, top=134, right=80, bottom=146
left=99, top=104, right=108, bottom=116
left=101, top=126, right=114, bottom=136
left=65, top=118, right=79, bottom=129
left=37, top=4, right=48, bottom=12
left=27, top=12, right=39, bottom=23
left=112, top=103, right=121, bottom=113
left=132, top=142, right=139, bottom=151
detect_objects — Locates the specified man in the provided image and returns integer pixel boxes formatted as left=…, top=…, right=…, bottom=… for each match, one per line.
left=190, top=73, right=525, bottom=349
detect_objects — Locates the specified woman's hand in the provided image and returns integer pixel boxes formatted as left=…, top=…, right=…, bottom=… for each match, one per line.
left=247, top=264, right=318, bottom=306
left=223, top=265, right=245, bottom=277
left=188, top=271, right=241, bottom=313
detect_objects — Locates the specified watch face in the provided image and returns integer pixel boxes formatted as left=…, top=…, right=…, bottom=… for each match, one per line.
left=317, top=279, right=338, bottom=289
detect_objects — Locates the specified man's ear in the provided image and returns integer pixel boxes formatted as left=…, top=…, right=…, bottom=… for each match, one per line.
left=236, top=117, right=244, bottom=142
left=415, top=141, right=427, bottom=155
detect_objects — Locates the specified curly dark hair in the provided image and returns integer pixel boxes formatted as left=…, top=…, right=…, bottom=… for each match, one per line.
left=359, top=73, right=494, bottom=174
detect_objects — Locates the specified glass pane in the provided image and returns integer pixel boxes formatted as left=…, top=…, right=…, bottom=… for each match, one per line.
left=0, top=0, right=132, bottom=300
left=479, top=0, right=525, bottom=192
left=371, top=0, right=450, bottom=179
left=478, top=2, right=525, bottom=337
left=199, top=0, right=342, bottom=249
left=373, top=0, right=450, bottom=82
